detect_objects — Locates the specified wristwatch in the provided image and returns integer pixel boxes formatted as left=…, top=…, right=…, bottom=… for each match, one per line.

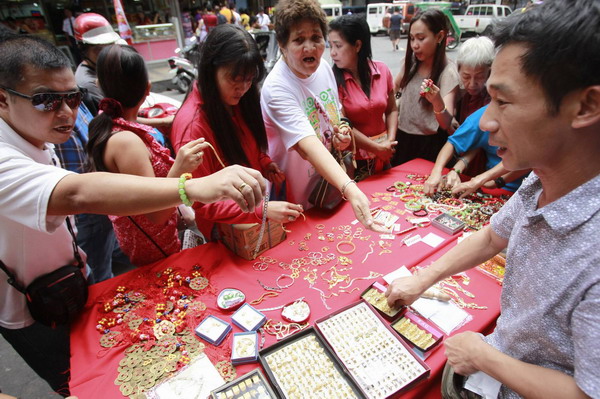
left=494, top=176, right=506, bottom=188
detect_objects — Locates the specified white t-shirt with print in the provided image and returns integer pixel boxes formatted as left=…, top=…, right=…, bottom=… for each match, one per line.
left=261, top=58, right=342, bottom=208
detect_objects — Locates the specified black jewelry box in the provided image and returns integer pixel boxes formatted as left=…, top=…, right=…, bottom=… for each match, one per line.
left=259, top=327, right=366, bottom=398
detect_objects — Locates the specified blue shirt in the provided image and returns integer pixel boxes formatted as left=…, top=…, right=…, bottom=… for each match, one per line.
left=448, top=105, right=523, bottom=192
left=54, top=103, right=93, bottom=174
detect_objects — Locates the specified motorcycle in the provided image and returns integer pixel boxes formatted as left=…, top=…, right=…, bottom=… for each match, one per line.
left=168, top=37, right=199, bottom=93
left=251, top=31, right=280, bottom=74
left=446, top=29, right=460, bottom=50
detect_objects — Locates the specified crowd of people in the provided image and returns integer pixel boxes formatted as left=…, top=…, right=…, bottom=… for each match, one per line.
left=0, top=0, right=599, bottom=398
left=192, top=1, right=273, bottom=38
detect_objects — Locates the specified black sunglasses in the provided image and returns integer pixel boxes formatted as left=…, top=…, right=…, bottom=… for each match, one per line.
left=0, top=86, right=82, bottom=112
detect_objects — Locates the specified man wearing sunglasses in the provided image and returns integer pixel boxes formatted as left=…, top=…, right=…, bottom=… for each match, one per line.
left=0, top=35, right=266, bottom=396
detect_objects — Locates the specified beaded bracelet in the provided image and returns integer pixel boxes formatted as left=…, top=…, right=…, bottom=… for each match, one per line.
left=178, top=173, right=193, bottom=207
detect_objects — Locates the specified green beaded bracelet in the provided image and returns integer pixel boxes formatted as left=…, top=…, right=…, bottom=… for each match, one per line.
left=178, top=173, right=193, bottom=207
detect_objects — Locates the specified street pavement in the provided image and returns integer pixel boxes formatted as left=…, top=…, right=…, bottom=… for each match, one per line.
left=0, top=33, right=459, bottom=399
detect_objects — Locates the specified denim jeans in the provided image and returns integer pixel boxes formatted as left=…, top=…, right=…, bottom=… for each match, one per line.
left=75, top=213, right=131, bottom=284
left=0, top=323, right=71, bottom=397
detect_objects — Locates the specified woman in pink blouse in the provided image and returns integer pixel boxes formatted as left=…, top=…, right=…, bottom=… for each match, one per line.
left=329, top=14, right=398, bottom=180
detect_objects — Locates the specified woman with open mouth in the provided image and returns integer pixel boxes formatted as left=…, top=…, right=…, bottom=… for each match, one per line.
left=261, top=0, right=379, bottom=231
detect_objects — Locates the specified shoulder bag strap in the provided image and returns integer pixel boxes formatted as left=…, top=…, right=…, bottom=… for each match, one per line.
left=1, top=217, right=83, bottom=292
left=66, top=217, right=85, bottom=269
left=127, top=216, right=168, bottom=258
left=0, top=259, right=26, bottom=293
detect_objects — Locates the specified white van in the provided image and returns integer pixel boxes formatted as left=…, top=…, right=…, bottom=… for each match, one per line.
left=320, top=0, right=343, bottom=21
left=367, top=3, right=392, bottom=35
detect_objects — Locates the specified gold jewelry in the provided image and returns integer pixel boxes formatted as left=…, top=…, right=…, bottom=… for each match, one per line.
left=238, top=182, right=248, bottom=192
left=336, top=240, right=356, bottom=255
left=433, top=106, right=446, bottom=115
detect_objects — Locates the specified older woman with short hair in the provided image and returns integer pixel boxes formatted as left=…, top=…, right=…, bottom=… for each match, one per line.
left=422, top=36, right=528, bottom=195
left=425, top=36, right=495, bottom=133
left=261, top=0, right=379, bottom=230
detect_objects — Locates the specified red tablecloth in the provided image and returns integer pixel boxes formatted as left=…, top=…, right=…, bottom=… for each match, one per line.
left=70, top=159, right=502, bottom=398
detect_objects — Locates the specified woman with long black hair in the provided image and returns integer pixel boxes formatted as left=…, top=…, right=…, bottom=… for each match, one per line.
left=329, top=14, right=398, bottom=180
left=171, top=24, right=302, bottom=239
left=86, top=44, right=206, bottom=266
left=392, top=8, right=460, bottom=166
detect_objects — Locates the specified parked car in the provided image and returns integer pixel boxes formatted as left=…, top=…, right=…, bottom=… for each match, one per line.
left=455, top=4, right=512, bottom=37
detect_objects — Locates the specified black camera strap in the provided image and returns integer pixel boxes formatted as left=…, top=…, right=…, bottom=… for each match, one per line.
left=0, top=217, right=84, bottom=293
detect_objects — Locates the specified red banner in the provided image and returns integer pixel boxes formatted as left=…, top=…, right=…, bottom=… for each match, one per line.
left=113, top=0, right=133, bottom=44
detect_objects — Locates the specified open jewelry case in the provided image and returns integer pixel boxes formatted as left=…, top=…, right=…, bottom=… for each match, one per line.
left=259, top=300, right=430, bottom=399
left=316, top=301, right=430, bottom=398
left=211, top=368, right=278, bottom=399
left=259, top=327, right=365, bottom=398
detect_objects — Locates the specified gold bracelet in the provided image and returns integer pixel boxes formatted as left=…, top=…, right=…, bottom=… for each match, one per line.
left=336, top=240, right=356, bottom=255
left=340, top=180, right=357, bottom=201
left=433, top=106, right=446, bottom=115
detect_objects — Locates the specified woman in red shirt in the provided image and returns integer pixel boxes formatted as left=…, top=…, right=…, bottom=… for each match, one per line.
left=329, top=15, right=398, bottom=180
left=86, top=45, right=206, bottom=265
left=171, top=24, right=302, bottom=239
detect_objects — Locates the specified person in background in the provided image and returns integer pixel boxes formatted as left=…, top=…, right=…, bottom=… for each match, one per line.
left=135, top=11, right=152, bottom=25
left=231, top=4, right=242, bottom=26
left=171, top=24, right=303, bottom=239
left=423, top=105, right=527, bottom=196
left=391, top=9, right=459, bottom=166
left=200, top=3, right=219, bottom=36
left=261, top=0, right=379, bottom=231
left=387, top=1, right=600, bottom=397
left=150, top=11, right=163, bottom=24
left=74, top=13, right=173, bottom=145
left=62, top=8, right=80, bottom=64
left=423, top=36, right=499, bottom=194
left=389, top=7, right=402, bottom=51
left=215, top=5, right=227, bottom=25
left=73, top=13, right=123, bottom=114
left=421, top=36, right=494, bottom=136
left=85, top=44, right=206, bottom=266
left=256, top=7, right=271, bottom=31
left=0, top=35, right=264, bottom=397
left=240, top=8, right=251, bottom=30
left=329, top=14, right=398, bottom=180
left=219, top=2, right=234, bottom=24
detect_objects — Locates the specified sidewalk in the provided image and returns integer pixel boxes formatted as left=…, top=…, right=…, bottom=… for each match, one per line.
left=147, top=60, right=173, bottom=92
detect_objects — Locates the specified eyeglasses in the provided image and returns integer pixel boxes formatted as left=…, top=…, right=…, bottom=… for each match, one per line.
left=0, top=86, right=82, bottom=112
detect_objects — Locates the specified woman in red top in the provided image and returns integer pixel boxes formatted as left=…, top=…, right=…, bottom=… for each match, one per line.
left=329, top=15, right=398, bottom=180
left=86, top=45, right=206, bottom=266
left=171, top=24, right=302, bottom=239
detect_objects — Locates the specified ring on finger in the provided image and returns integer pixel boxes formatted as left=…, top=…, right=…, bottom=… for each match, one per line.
left=238, top=182, right=248, bottom=192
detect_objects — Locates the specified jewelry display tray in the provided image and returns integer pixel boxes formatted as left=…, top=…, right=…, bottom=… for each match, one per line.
left=259, top=327, right=367, bottom=399
left=315, top=300, right=430, bottom=398
left=211, top=369, right=278, bottom=399
left=432, top=213, right=466, bottom=235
